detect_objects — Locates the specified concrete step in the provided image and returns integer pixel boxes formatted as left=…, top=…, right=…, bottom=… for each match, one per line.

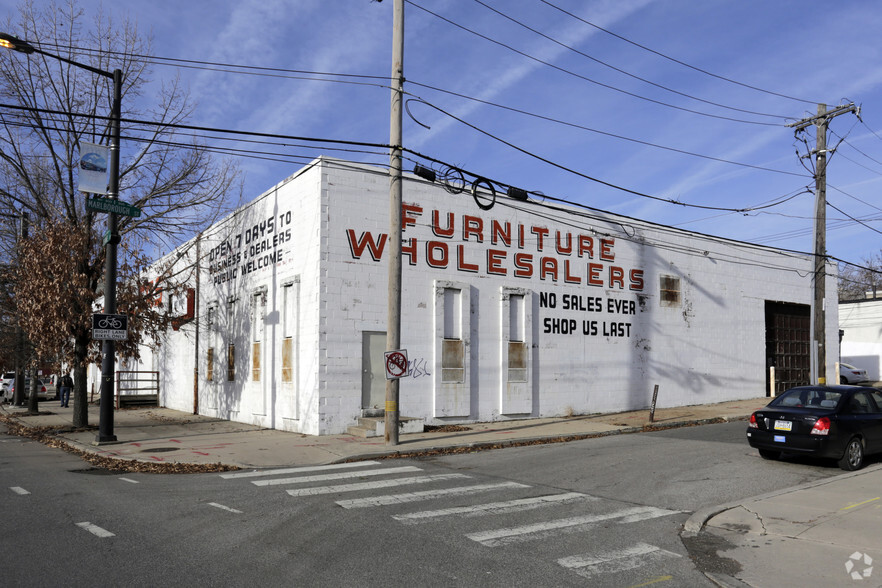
left=347, top=416, right=424, bottom=438
left=117, top=393, right=159, bottom=408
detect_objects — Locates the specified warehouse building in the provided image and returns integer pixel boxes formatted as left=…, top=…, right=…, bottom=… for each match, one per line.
left=133, top=158, right=838, bottom=435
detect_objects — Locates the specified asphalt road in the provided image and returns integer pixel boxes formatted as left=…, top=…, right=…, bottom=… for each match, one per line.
left=1, top=420, right=842, bottom=587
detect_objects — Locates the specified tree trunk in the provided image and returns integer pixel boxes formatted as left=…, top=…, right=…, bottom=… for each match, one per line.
left=26, top=365, right=39, bottom=414
left=72, top=335, right=89, bottom=428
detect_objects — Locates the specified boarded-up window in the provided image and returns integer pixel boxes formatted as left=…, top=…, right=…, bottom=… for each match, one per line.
left=206, top=348, right=214, bottom=382
left=282, top=282, right=297, bottom=383
left=442, top=288, right=464, bottom=383
left=252, top=342, right=261, bottom=382
left=660, top=275, right=681, bottom=307
left=227, top=344, right=235, bottom=382
left=508, top=341, right=527, bottom=382
left=252, top=292, right=264, bottom=382
left=282, top=338, right=293, bottom=382
left=442, top=338, right=464, bottom=383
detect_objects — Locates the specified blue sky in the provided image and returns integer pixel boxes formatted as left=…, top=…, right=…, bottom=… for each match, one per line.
left=5, top=0, right=882, bottom=269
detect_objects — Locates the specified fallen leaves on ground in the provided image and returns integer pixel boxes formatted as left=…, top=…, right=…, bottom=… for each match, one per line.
left=423, top=424, right=472, bottom=433
left=0, top=413, right=238, bottom=474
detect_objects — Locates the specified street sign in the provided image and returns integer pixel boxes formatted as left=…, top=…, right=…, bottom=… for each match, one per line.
left=92, top=313, right=128, bottom=341
left=86, top=196, right=141, bottom=218
left=384, top=349, right=408, bottom=380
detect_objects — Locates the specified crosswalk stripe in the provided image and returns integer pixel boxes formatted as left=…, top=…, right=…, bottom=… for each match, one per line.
left=75, top=522, right=115, bottom=538
left=392, top=492, right=595, bottom=523
left=220, top=461, right=382, bottom=479
left=10, top=486, right=30, bottom=495
left=558, top=543, right=681, bottom=578
left=208, top=502, right=243, bottom=514
left=252, top=465, right=422, bottom=486
left=467, top=506, right=682, bottom=547
left=286, top=473, right=471, bottom=496
left=336, top=481, right=530, bottom=509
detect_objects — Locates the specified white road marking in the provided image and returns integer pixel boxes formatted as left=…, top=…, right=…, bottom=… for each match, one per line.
left=286, top=473, right=470, bottom=496
left=467, top=506, right=682, bottom=547
left=75, top=522, right=115, bottom=538
left=252, top=466, right=422, bottom=486
left=220, top=461, right=382, bottom=479
left=118, top=477, right=139, bottom=484
left=336, top=481, right=530, bottom=509
left=208, top=502, right=243, bottom=514
left=392, top=492, right=595, bottom=523
left=10, top=486, right=30, bottom=495
left=558, top=543, right=681, bottom=578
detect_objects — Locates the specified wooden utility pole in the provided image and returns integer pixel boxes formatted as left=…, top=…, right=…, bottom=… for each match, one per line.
left=385, top=0, right=404, bottom=445
left=788, top=103, right=858, bottom=385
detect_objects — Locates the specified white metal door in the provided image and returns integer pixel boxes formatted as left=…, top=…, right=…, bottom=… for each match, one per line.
left=362, top=331, right=386, bottom=410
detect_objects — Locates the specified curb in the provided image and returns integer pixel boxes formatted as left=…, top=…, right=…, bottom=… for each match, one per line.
left=336, top=417, right=736, bottom=464
left=680, top=462, right=882, bottom=537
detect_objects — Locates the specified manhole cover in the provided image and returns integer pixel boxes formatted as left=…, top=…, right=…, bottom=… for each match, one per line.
left=141, top=447, right=180, bottom=453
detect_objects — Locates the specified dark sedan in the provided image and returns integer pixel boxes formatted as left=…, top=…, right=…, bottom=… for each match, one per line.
left=747, top=385, right=882, bottom=471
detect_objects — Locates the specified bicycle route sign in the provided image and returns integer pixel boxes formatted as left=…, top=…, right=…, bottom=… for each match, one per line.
left=384, top=349, right=409, bottom=380
left=92, top=313, right=128, bottom=341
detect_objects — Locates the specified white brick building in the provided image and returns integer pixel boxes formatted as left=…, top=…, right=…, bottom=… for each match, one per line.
left=135, top=158, right=838, bottom=435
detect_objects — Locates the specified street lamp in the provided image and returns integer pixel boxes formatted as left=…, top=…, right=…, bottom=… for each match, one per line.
left=1, top=32, right=121, bottom=443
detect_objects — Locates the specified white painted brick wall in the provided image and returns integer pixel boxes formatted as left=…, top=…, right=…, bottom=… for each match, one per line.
left=141, top=158, right=837, bottom=435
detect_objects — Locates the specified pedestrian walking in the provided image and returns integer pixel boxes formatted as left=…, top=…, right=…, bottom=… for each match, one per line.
left=59, top=373, right=73, bottom=408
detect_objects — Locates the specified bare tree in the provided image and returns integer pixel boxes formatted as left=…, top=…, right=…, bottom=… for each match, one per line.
left=838, top=255, right=882, bottom=302
left=0, top=1, right=240, bottom=425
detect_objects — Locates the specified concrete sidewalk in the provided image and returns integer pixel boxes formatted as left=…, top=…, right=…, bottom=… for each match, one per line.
left=0, top=396, right=765, bottom=468
left=684, top=465, right=882, bottom=587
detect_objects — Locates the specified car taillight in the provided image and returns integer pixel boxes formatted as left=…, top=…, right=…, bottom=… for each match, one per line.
left=748, top=413, right=758, bottom=428
left=811, top=417, right=830, bottom=436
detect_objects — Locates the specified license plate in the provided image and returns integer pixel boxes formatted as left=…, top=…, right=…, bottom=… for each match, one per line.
left=774, top=420, right=792, bottom=431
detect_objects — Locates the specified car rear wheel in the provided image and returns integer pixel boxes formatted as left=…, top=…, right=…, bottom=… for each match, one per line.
left=758, top=449, right=780, bottom=460
left=838, top=437, right=864, bottom=471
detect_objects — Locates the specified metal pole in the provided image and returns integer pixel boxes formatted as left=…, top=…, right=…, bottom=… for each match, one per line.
left=813, top=104, right=827, bottom=385
left=96, top=69, right=122, bottom=444
left=385, top=0, right=404, bottom=446
left=194, top=233, right=201, bottom=415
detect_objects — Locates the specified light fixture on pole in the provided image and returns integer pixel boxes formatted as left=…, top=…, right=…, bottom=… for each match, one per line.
left=1, top=32, right=121, bottom=443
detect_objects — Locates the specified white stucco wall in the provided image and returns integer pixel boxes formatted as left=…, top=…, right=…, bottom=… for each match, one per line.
left=840, top=299, right=882, bottom=380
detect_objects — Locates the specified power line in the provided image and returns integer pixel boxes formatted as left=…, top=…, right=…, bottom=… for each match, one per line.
left=406, top=99, right=805, bottom=212
left=37, top=41, right=392, bottom=86
left=472, top=0, right=789, bottom=119
left=537, top=0, right=819, bottom=105
left=407, top=81, right=807, bottom=177
left=404, top=0, right=781, bottom=126
left=0, top=102, right=392, bottom=152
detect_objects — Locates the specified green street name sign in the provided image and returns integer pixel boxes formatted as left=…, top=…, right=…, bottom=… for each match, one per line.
left=86, top=196, right=141, bottom=218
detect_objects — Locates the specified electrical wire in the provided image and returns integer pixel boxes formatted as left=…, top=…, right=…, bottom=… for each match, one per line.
left=406, top=81, right=807, bottom=178
left=536, top=0, right=819, bottom=106
left=406, top=99, right=804, bottom=212
left=472, top=0, right=789, bottom=119
left=0, top=102, right=392, bottom=152
left=32, top=42, right=393, bottom=89
left=404, top=0, right=781, bottom=127
left=826, top=201, right=882, bottom=237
